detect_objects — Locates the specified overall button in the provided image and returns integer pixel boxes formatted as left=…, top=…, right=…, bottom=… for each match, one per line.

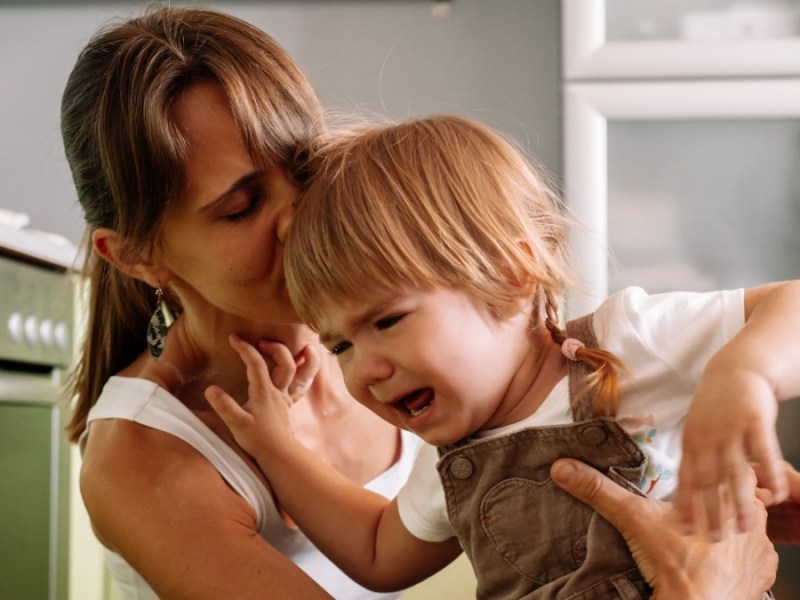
left=581, top=424, right=608, bottom=445
left=449, top=457, right=474, bottom=479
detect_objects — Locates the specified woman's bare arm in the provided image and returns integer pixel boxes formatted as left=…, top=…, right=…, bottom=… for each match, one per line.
left=81, top=419, right=332, bottom=600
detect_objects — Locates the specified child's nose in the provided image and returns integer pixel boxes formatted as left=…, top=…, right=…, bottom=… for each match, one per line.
left=349, top=350, right=394, bottom=391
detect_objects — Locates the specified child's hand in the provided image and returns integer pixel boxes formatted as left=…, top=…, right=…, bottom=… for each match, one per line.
left=204, top=335, right=305, bottom=458
left=278, top=339, right=321, bottom=403
left=676, top=368, right=788, bottom=540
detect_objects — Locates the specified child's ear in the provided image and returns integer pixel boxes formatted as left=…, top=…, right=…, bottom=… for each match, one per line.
left=92, top=227, right=171, bottom=288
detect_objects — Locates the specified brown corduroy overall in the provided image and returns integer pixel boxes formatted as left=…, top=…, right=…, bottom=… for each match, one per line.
left=436, top=314, right=651, bottom=599
left=436, top=314, right=775, bottom=599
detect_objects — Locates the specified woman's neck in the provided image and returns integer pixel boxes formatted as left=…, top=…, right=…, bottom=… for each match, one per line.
left=133, top=311, right=321, bottom=401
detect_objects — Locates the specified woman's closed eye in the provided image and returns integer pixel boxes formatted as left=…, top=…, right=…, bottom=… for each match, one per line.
left=223, top=187, right=266, bottom=223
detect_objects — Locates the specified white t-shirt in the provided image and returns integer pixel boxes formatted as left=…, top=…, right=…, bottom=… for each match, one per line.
left=397, top=286, right=745, bottom=542
left=82, top=377, right=419, bottom=600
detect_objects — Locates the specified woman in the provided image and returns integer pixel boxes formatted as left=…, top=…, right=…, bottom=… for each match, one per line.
left=62, top=7, right=414, bottom=599
left=61, top=5, right=781, bottom=599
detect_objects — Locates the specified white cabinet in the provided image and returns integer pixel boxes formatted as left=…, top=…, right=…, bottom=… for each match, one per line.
left=561, top=4, right=800, bottom=597
left=563, top=78, right=800, bottom=314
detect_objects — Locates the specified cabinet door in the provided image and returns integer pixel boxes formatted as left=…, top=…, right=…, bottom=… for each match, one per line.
left=563, top=78, right=800, bottom=598
left=0, top=401, right=70, bottom=599
left=563, top=79, right=800, bottom=314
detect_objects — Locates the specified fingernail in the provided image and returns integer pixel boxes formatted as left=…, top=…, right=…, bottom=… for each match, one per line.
left=552, top=461, right=576, bottom=484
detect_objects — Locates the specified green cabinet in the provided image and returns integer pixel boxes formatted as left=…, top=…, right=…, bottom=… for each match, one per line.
left=0, top=399, right=70, bottom=599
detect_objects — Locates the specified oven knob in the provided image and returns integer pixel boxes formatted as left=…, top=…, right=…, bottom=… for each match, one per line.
left=8, top=311, right=23, bottom=342
left=54, top=321, right=69, bottom=350
left=39, top=319, right=54, bottom=346
left=24, top=315, right=39, bottom=344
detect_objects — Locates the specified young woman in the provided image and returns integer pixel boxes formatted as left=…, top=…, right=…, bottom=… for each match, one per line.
left=62, top=7, right=416, bottom=599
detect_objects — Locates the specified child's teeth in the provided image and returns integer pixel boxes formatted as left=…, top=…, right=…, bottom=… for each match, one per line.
left=409, top=405, right=429, bottom=417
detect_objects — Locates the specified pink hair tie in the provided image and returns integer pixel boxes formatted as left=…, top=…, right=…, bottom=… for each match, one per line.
left=561, top=338, right=585, bottom=361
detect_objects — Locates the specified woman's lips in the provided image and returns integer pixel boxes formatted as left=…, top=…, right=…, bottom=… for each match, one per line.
left=394, top=388, right=434, bottom=417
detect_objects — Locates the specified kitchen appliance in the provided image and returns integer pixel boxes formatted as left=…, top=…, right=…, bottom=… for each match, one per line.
left=0, top=225, right=78, bottom=600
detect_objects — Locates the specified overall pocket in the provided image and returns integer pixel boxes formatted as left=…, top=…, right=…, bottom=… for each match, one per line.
left=481, top=476, right=595, bottom=585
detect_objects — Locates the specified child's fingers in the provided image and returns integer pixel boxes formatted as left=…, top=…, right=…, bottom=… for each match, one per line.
left=204, top=384, right=251, bottom=429
left=748, top=427, right=789, bottom=504
left=677, top=433, right=722, bottom=533
left=228, top=334, right=276, bottom=395
left=229, top=335, right=296, bottom=400
left=288, top=344, right=321, bottom=399
left=720, top=444, right=757, bottom=533
left=255, top=340, right=296, bottom=392
left=699, top=477, right=725, bottom=540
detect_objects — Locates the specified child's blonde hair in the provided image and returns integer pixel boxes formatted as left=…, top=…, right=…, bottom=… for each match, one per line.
left=286, top=115, right=623, bottom=416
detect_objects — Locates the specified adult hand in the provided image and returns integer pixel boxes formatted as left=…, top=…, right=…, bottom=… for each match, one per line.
left=551, top=459, right=777, bottom=600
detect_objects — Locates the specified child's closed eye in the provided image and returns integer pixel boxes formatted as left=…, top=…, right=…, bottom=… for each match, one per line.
left=375, top=314, right=405, bottom=330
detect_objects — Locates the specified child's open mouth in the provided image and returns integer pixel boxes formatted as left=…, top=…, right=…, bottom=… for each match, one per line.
left=394, top=388, right=434, bottom=417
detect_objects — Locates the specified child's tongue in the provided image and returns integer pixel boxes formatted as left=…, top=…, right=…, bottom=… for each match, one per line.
left=403, top=389, right=433, bottom=415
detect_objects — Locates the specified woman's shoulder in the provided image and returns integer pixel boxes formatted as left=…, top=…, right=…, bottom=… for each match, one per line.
left=81, top=402, right=224, bottom=493
left=81, top=412, right=261, bottom=549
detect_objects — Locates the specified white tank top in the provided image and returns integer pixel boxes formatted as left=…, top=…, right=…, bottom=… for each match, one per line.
left=81, top=376, right=418, bottom=600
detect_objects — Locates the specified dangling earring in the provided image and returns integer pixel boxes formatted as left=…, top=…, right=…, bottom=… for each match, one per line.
left=147, top=284, right=174, bottom=359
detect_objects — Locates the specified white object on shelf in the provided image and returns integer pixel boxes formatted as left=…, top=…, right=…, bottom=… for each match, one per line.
left=680, top=4, right=799, bottom=40
left=0, top=208, right=30, bottom=230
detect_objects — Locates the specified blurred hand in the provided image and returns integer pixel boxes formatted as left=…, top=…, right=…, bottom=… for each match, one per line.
left=676, top=368, right=787, bottom=540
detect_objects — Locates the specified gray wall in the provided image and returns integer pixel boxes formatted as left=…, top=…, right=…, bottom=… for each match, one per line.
left=0, top=0, right=562, bottom=247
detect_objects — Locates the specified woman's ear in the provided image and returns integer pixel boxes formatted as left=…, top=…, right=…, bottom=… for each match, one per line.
left=92, top=227, right=171, bottom=287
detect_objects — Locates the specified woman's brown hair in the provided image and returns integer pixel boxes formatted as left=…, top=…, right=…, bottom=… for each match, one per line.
left=61, top=6, right=325, bottom=442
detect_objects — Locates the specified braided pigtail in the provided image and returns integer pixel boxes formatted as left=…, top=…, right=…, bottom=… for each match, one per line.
left=543, top=291, right=625, bottom=417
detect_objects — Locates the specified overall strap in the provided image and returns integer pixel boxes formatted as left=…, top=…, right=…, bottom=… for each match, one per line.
left=565, top=313, right=599, bottom=422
